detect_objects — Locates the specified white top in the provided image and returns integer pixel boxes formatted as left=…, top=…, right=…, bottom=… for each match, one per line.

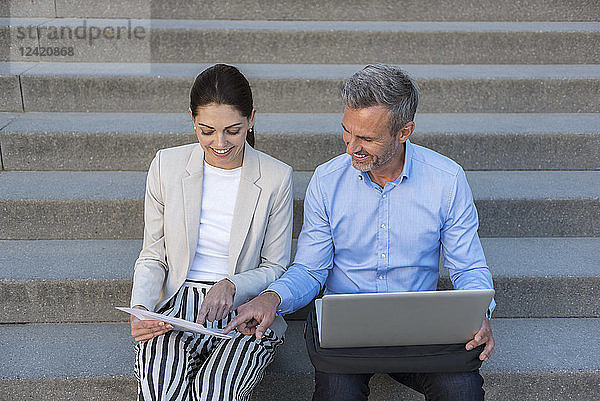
left=187, top=162, right=242, bottom=282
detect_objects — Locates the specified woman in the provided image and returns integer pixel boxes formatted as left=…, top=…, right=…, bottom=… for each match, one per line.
left=130, top=64, right=293, bottom=401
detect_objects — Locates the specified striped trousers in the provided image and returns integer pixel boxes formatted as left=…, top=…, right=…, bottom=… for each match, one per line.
left=135, top=281, right=284, bottom=401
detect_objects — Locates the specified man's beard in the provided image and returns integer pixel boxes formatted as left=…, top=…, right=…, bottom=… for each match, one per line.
left=350, top=142, right=400, bottom=172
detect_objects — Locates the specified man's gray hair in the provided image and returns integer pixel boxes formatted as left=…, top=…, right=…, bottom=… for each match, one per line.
left=341, top=64, right=419, bottom=136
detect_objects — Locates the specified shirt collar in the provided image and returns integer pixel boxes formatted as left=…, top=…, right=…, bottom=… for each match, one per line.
left=399, top=139, right=413, bottom=182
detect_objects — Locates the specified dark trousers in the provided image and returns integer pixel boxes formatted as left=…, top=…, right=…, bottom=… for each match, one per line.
left=312, top=370, right=485, bottom=401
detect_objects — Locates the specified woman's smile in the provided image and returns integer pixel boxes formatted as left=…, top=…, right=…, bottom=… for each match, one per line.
left=212, top=147, right=234, bottom=156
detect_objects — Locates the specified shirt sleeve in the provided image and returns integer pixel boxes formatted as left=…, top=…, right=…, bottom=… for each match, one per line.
left=267, top=169, right=334, bottom=315
left=441, top=168, right=496, bottom=317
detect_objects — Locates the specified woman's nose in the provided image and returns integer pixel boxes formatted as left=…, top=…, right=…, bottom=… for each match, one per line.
left=215, top=132, right=228, bottom=147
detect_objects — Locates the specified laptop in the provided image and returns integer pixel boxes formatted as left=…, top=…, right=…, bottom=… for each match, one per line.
left=314, top=289, right=494, bottom=348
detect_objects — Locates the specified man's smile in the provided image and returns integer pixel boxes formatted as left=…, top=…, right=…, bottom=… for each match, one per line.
left=352, top=153, right=369, bottom=160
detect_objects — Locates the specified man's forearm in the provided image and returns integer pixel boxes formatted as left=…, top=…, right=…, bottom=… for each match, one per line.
left=267, top=263, right=325, bottom=315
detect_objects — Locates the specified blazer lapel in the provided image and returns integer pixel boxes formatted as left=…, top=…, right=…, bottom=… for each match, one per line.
left=182, top=145, right=205, bottom=272
left=228, top=144, right=261, bottom=275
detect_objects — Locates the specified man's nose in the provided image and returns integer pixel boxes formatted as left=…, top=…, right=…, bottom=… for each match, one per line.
left=346, top=137, right=360, bottom=154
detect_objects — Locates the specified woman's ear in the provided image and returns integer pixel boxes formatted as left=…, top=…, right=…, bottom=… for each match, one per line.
left=248, top=108, right=257, bottom=129
left=189, top=108, right=196, bottom=132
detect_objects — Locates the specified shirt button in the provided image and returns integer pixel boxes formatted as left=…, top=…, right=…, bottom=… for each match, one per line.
left=378, top=275, right=384, bottom=280
left=358, top=175, right=363, bottom=180
left=381, top=253, right=386, bottom=258
left=381, top=224, right=386, bottom=229
left=382, top=194, right=386, bottom=198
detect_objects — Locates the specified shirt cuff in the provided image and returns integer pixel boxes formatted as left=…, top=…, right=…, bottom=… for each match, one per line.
left=264, top=281, right=295, bottom=315
left=487, top=298, right=497, bottom=320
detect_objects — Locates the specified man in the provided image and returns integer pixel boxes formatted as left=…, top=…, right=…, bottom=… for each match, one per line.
left=224, top=64, right=495, bottom=401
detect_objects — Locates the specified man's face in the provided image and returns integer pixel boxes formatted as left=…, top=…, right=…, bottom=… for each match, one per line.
left=341, top=106, right=404, bottom=172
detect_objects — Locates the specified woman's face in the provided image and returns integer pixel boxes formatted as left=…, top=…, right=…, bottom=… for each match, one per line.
left=191, top=103, right=255, bottom=169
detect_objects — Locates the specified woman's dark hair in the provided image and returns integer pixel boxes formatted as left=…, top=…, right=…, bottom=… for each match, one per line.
left=190, top=64, right=255, bottom=147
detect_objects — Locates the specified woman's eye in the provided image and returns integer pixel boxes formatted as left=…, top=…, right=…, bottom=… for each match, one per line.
left=227, top=130, right=241, bottom=135
left=200, top=130, right=214, bottom=135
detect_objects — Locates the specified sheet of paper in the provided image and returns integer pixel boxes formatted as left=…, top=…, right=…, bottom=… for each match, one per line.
left=116, top=307, right=235, bottom=339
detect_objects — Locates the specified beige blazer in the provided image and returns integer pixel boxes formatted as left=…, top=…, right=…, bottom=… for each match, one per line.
left=131, top=143, right=293, bottom=337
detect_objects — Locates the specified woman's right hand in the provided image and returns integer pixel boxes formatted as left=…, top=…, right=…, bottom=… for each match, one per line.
left=130, top=305, right=173, bottom=342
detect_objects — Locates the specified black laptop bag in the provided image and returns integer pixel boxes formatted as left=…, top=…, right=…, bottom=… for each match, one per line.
left=304, top=309, right=484, bottom=374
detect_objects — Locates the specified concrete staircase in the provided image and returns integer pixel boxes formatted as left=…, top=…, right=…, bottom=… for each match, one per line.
left=1, top=1, right=599, bottom=400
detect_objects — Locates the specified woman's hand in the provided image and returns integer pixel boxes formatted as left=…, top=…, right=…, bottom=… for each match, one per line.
left=196, top=279, right=236, bottom=324
left=130, top=305, right=172, bottom=342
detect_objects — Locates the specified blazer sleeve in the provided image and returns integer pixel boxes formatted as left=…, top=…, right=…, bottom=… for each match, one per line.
left=228, top=166, right=294, bottom=308
left=130, top=151, right=168, bottom=311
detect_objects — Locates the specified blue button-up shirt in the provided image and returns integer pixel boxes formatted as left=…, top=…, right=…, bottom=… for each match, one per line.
left=268, top=140, right=495, bottom=316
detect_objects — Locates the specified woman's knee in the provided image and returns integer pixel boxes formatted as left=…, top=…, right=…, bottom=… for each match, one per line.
left=194, top=333, right=281, bottom=401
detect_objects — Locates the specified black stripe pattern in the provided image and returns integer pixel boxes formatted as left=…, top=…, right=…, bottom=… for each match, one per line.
left=135, top=282, right=284, bottom=401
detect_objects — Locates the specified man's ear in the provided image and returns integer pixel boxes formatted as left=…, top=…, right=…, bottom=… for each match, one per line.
left=399, top=121, right=415, bottom=142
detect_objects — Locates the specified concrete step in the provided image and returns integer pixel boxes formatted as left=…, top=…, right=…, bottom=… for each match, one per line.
left=448, top=237, right=600, bottom=319
left=0, top=240, right=139, bottom=324
left=1, top=238, right=599, bottom=324
left=0, top=170, right=598, bottom=240
left=0, top=319, right=598, bottom=400
left=0, top=63, right=30, bottom=113
left=4, top=0, right=599, bottom=21
left=4, top=18, right=599, bottom=64
left=2, top=62, right=599, bottom=113
left=1, top=112, right=599, bottom=171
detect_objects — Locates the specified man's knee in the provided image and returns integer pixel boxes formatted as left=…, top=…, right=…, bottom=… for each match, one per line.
left=424, top=371, right=484, bottom=401
left=312, top=371, right=372, bottom=401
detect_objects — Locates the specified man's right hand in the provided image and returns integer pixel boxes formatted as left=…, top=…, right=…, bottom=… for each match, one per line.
left=130, top=305, right=173, bottom=342
left=223, top=291, right=281, bottom=339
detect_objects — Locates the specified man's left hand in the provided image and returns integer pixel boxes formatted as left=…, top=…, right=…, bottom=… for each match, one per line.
left=466, top=317, right=494, bottom=361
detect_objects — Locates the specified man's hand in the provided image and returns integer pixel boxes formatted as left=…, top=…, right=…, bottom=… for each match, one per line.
left=130, top=305, right=173, bottom=342
left=466, top=317, right=494, bottom=361
left=196, top=279, right=236, bottom=324
left=222, top=291, right=281, bottom=339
